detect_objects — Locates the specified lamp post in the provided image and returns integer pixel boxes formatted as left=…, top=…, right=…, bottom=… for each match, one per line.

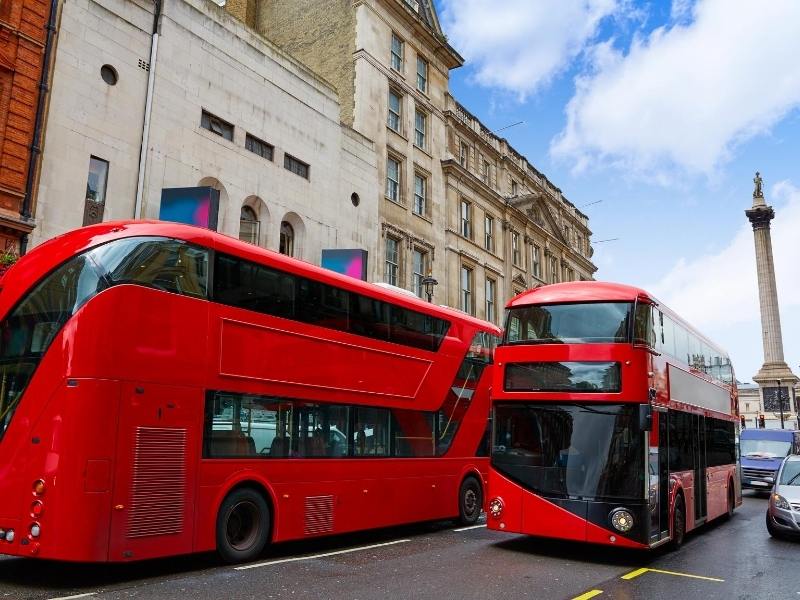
left=777, top=378, right=785, bottom=429
left=421, top=273, right=438, bottom=303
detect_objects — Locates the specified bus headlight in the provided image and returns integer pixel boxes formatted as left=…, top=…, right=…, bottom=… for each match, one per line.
left=30, top=524, right=40, bottom=538
left=33, top=479, right=46, bottom=496
left=5, top=530, right=14, bottom=543
left=488, top=497, right=504, bottom=519
left=610, top=508, right=634, bottom=533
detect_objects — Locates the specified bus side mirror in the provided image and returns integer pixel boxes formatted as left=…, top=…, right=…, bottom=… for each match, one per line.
left=639, top=404, right=653, bottom=432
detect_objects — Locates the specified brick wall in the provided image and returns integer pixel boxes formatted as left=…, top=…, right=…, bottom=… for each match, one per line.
left=256, top=0, right=356, bottom=126
left=0, top=0, right=50, bottom=247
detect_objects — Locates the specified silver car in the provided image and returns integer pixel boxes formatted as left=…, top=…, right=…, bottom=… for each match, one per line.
left=766, top=454, right=800, bottom=540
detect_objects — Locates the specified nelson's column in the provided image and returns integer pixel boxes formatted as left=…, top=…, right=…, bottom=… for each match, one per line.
left=745, top=171, right=799, bottom=428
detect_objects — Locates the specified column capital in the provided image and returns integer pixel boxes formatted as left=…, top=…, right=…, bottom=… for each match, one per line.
left=745, top=206, right=774, bottom=230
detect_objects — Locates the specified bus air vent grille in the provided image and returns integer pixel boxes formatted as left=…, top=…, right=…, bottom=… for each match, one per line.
left=304, top=495, right=334, bottom=535
left=127, top=427, right=187, bottom=539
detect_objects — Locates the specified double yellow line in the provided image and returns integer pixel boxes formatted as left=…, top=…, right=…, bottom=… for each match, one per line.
left=570, top=566, right=725, bottom=599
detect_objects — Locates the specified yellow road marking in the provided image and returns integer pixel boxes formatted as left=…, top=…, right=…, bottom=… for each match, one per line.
left=621, top=567, right=724, bottom=582
left=571, top=590, right=603, bottom=600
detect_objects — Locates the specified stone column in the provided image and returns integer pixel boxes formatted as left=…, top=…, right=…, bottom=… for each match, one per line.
left=745, top=172, right=798, bottom=426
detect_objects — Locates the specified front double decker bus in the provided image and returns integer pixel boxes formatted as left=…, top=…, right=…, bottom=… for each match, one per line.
left=487, top=282, right=739, bottom=550
left=0, top=221, right=500, bottom=563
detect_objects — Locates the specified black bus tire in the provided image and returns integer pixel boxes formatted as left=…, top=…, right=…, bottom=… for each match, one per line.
left=668, top=494, right=686, bottom=550
left=458, top=476, right=483, bottom=526
left=216, top=487, right=270, bottom=564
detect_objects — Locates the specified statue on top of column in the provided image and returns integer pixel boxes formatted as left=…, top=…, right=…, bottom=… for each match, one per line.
left=753, top=171, right=764, bottom=198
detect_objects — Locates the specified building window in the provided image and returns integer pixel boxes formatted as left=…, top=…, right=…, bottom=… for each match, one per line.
left=413, top=173, right=426, bottom=216
left=550, top=256, right=559, bottom=283
left=485, top=277, right=496, bottom=324
left=482, top=159, right=490, bottom=185
left=386, top=156, right=401, bottom=203
left=484, top=215, right=494, bottom=252
left=414, top=109, right=426, bottom=148
left=279, top=221, right=294, bottom=256
left=245, top=134, right=273, bottom=161
left=82, top=156, right=109, bottom=226
left=385, top=236, right=400, bottom=286
left=284, top=154, right=309, bottom=179
left=460, top=265, right=473, bottom=315
left=201, top=110, right=233, bottom=141
left=388, top=88, right=402, bottom=132
left=460, top=199, right=472, bottom=239
left=512, top=231, right=521, bottom=266
left=459, top=141, right=468, bottom=168
left=416, top=56, right=428, bottom=93
left=511, top=179, right=518, bottom=196
left=412, top=248, right=427, bottom=298
left=239, top=206, right=260, bottom=245
left=532, top=245, right=541, bottom=278
left=391, top=33, right=403, bottom=71
left=564, top=225, right=571, bottom=246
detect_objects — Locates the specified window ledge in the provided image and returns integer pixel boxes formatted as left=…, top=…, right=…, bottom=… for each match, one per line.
left=387, top=126, right=408, bottom=143
left=412, top=211, right=432, bottom=224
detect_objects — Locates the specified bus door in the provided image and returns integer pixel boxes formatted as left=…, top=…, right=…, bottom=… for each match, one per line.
left=652, top=408, right=670, bottom=544
left=693, top=414, right=707, bottom=523
left=109, top=383, right=201, bottom=561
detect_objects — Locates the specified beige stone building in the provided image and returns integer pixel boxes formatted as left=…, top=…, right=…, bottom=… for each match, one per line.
left=33, top=0, right=378, bottom=265
left=251, top=0, right=596, bottom=320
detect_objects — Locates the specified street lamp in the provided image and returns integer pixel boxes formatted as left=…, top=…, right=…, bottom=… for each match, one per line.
left=421, top=273, right=438, bottom=303
left=777, top=378, right=785, bottom=430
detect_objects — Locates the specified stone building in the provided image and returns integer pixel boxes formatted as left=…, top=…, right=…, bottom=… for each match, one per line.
left=0, top=0, right=53, bottom=250
left=32, top=0, right=378, bottom=266
left=253, top=0, right=596, bottom=318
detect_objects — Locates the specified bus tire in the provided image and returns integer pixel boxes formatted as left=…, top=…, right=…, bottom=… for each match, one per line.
left=668, top=494, right=686, bottom=550
left=458, top=476, right=483, bottom=526
left=216, top=487, right=270, bottom=564
left=725, top=481, right=735, bottom=519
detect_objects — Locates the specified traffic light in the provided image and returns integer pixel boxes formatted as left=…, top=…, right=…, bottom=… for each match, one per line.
left=759, top=414, right=766, bottom=428
left=740, top=415, right=746, bottom=428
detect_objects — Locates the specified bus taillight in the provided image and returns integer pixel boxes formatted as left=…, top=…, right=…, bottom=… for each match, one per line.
left=32, top=479, right=46, bottom=496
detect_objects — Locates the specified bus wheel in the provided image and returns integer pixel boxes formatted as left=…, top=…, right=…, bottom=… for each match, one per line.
left=725, top=483, right=735, bottom=519
left=668, top=494, right=686, bottom=550
left=458, top=476, right=483, bottom=526
left=216, top=487, right=270, bottom=564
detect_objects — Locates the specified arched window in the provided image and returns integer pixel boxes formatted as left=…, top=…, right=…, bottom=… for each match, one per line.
left=279, top=221, right=294, bottom=257
left=239, top=206, right=259, bottom=245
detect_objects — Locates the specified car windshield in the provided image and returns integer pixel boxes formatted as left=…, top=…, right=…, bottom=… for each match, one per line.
left=779, top=461, right=800, bottom=486
left=741, top=438, right=792, bottom=459
left=492, top=403, right=644, bottom=501
left=505, top=302, right=632, bottom=345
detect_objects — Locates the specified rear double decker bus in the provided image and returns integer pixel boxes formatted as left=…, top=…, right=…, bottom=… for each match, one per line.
left=0, top=221, right=500, bottom=563
left=487, top=282, right=739, bottom=550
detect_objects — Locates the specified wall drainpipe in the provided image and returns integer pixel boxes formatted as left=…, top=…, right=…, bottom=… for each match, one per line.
left=133, top=0, right=162, bottom=220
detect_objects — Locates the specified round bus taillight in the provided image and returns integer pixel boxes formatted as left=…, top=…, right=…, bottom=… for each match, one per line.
left=29, top=523, right=41, bottom=538
left=32, top=479, right=46, bottom=496
left=31, top=500, right=44, bottom=517
left=488, top=497, right=504, bottom=519
left=610, top=508, right=634, bottom=533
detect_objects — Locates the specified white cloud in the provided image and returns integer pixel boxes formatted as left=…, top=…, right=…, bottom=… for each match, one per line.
left=439, top=0, right=620, bottom=99
left=551, top=0, right=800, bottom=177
left=647, top=181, right=800, bottom=381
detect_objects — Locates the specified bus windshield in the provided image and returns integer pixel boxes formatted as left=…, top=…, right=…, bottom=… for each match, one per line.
left=505, top=302, right=632, bottom=345
left=492, top=403, right=644, bottom=501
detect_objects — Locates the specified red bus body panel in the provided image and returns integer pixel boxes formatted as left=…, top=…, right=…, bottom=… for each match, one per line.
left=0, top=221, right=499, bottom=562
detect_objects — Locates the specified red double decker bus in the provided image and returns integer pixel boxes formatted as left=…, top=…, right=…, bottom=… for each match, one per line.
left=487, top=282, right=739, bottom=550
left=0, top=221, right=500, bottom=563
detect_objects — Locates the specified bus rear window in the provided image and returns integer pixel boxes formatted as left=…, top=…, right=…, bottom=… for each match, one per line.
left=505, top=302, right=631, bottom=345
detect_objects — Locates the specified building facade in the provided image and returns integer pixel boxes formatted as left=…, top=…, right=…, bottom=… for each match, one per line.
left=255, top=0, right=596, bottom=318
left=0, top=0, right=52, bottom=250
left=738, top=381, right=799, bottom=430
left=33, top=0, right=378, bottom=266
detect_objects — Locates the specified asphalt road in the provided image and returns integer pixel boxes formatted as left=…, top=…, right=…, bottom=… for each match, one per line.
left=0, top=491, right=796, bottom=600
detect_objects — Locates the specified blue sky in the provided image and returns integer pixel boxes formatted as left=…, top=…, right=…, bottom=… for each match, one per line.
left=435, top=0, right=800, bottom=383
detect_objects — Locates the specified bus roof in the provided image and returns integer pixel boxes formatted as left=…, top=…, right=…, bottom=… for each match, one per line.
left=507, top=281, right=653, bottom=308
left=11, top=220, right=500, bottom=334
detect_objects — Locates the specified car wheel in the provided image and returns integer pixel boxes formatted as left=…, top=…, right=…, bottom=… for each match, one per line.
left=766, top=511, right=784, bottom=540
left=216, top=487, right=270, bottom=564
